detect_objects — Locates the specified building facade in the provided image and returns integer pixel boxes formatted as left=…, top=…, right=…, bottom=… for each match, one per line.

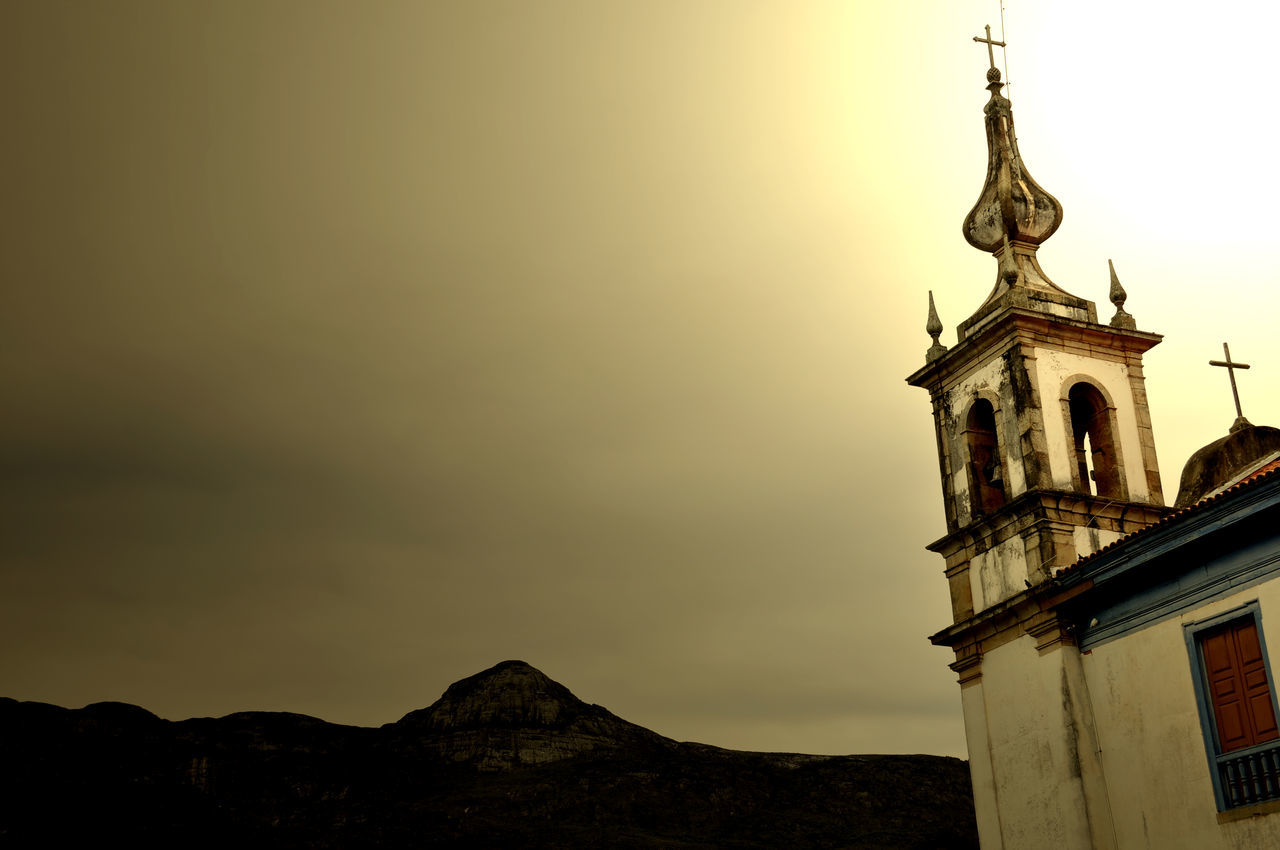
left=908, top=39, right=1280, bottom=849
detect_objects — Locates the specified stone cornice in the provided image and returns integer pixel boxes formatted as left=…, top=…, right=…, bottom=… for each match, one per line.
left=932, top=475, right=1280, bottom=669
left=906, top=307, right=1162, bottom=393
left=930, top=575, right=1094, bottom=664
left=925, top=489, right=1172, bottom=558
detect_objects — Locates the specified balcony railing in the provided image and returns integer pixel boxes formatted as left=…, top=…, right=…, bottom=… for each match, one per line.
left=1219, top=740, right=1280, bottom=808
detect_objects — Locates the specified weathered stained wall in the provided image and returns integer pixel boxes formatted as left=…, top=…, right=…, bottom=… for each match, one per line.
left=933, top=338, right=1160, bottom=613
left=1031, top=348, right=1152, bottom=502
left=942, top=354, right=1022, bottom=529
left=961, top=636, right=1113, bottom=849
left=969, top=537, right=1029, bottom=612
left=1071, top=526, right=1123, bottom=562
left=960, top=681, right=1004, bottom=848
left=960, top=582, right=1280, bottom=849
left=1082, top=583, right=1280, bottom=849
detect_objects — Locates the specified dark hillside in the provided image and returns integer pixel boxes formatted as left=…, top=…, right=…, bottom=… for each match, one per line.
left=0, top=661, right=976, bottom=848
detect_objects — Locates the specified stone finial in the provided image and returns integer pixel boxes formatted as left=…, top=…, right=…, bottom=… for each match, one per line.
left=1107, top=259, right=1136, bottom=329
left=926, top=291, right=948, bottom=362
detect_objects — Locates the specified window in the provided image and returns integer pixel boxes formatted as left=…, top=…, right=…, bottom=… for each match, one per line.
left=1187, top=604, right=1280, bottom=810
left=964, top=399, right=1005, bottom=515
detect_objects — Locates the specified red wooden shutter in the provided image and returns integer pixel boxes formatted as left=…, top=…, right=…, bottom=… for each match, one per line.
left=1202, top=619, right=1280, bottom=753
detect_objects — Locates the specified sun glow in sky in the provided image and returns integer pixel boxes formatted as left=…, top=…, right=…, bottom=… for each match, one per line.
left=4, top=2, right=1280, bottom=758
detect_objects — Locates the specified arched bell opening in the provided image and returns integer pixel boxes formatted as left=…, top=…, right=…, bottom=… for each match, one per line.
left=964, top=398, right=1007, bottom=516
left=1067, top=381, right=1126, bottom=499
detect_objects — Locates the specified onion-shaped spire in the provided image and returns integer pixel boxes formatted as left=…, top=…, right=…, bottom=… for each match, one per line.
left=962, top=39, right=1063, bottom=253
left=954, top=26, right=1095, bottom=341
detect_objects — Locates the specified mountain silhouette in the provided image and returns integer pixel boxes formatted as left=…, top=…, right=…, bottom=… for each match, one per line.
left=394, top=660, right=674, bottom=770
left=0, top=660, right=977, bottom=848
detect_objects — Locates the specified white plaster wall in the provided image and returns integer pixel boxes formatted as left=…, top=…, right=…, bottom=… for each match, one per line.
left=1031, top=349, right=1149, bottom=501
left=961, top=682, right=1005, bottom=849
left=946, top=355, right=1026, bottom=528
left=1082, top=582, right=1280, bottom=849
left=974, top=636, right=1097, bottom=848
left=970, top=537, right=1029, bottom=611
left=1072, top=526, right=1124, bottom=562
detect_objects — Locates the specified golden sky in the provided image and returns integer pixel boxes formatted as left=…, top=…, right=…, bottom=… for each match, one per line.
left=4, top=1, right=1279, bottom=758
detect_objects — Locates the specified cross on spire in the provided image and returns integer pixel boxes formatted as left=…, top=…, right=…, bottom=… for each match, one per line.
left=973, top=24, right=1006, bottom=73
left=1210, top=342, right=1252, bottom=431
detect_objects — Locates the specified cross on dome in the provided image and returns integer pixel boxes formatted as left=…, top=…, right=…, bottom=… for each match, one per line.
left=1210, top=342, right=1253, bottom=432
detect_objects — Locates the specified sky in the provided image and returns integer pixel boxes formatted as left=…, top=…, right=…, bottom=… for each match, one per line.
left=5, top=1, right=1280, bottom=759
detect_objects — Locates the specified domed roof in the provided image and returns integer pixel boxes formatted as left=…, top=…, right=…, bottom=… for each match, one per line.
left=1173, top=423, right=1280, bottom=508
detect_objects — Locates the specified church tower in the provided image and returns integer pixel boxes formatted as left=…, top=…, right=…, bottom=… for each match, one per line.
left=907, top=29, right=1175, bottom=848
left=907, top=33, right=1170, bottom=643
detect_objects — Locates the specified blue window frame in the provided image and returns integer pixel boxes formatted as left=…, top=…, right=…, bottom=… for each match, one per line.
left=1186, top=601, right=1280, bottom=811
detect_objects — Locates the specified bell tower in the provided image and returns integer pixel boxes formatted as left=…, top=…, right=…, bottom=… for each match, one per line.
left=907, top=28, right=1178, bottom=849
left=907, top=32, right=1171, bottom=630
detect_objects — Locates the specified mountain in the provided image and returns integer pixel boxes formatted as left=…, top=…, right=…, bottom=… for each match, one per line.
left=395, top=659, right=673, bottom=769
left=0, top=660, right=977, bottom=848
